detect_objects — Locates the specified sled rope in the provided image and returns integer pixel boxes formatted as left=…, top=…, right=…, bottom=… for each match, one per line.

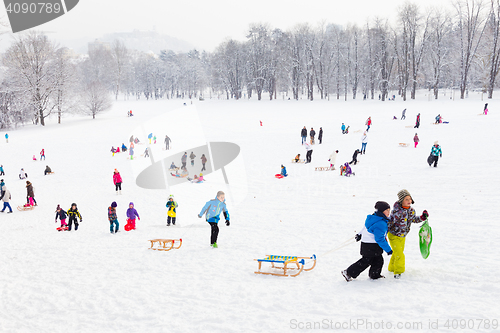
left=318, top=237, right=356, bottom=258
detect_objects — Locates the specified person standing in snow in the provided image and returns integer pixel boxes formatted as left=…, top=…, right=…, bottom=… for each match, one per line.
left=387, top=189, right=428, bottom=279
left=0, top=179, right=5, bottom=197
left=280, top=165, right=288, bottom=177
left=166, top=195, right=178, bottom=226
left=349, top=149, right=361, bottom=165
left=0, top=186, right=13, bottom=213
left=429, top=141, right=442, bottom=167
left=190, top=152, right=196, bottom=166
left=318, top=127, right=323, bottom=144
left=40, top=149, right=45, bottom=160
left=365, top=117, right=372, bottom=132
left=342, top=201, right=393, bottom=281
left=201, top=154, right=207, bottom=172
left=108, top=201, right=119, bottom=233
left=67, top=203, right=82, bottom=231
left=414, top=113, right=421, bottom=128
left=126, top=202, right=140, bottom=230
left=181, top=152, right=187, bottom=168
left=401, top=109, right=406, bottom=120
left=26, top=181, right=37, bottom=206
left=413, top=133, right=420, bottom=148
left=329, top=150, right=338, bottom=170
left=148, top=133, right=153, bottom=144
left=164, top=135, right=171, bottom=150
left=144, top=147, right=149, bottom=158
left=304, top=142, right=313, bottom=164
left=0, top=165, right=4, bottom=176
left=341, top=123, right=346, bottom=134
left=483, top=103, right=488, bottom=115
left=113, top=169, right=122, bottom=194
left=5, top=133, right=8, bottom=143
left=301, top=126, right=307, bottom=144
left=361, top=131, right=368, bottom=154
left=129, top=143, right=135, bottom=160
left=310, top=127, right=316, bottom=145
left=198, top=191, right=230, bottom=248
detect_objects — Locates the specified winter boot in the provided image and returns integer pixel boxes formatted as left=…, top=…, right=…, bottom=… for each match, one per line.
left=394, top=274, right=401, bottom=279
left=212, top=243, right=218, bottom=248
left=341, top=270, right=352, bottom=282
left=119, top=190, right=122, bottom=195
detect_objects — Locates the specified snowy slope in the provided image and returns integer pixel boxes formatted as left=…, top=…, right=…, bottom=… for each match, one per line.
left=0, top=93, right=498, bottom=332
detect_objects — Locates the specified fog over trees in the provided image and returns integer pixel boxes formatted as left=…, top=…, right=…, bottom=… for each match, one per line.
left=1, top=0, right=498, bottom=128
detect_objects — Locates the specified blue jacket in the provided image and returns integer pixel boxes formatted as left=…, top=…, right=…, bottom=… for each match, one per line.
left=341, top=124, right=346, bottom=131
left=199, top=196, right=230, bottom=223
left=365, top=212, right=392, bottom=253
left=281, top=166, right=288, bottom=177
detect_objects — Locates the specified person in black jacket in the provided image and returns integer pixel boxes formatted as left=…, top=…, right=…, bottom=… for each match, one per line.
left=310, top=127, right=316, bottom=144
left=67, top=203, right=83, bottom=231
left=349, top=149, right=361, bottom=165
left=55, top=205, right=68, bottom=228
left=318, top=127, right=323, bottom=144
left=301, top=126, right=307, bottom=144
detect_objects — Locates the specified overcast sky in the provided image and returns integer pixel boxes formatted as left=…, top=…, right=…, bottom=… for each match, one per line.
left=1, top=0, right=455, bottom=52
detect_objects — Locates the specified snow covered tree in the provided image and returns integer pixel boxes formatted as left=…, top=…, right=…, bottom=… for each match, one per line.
left=110, top=40, right=129, bottom=100
left=454, top=0, right=487, bottom=99
left=2, top=31, right=58, bottom=126
left=81, top=80, right=112, bottom=119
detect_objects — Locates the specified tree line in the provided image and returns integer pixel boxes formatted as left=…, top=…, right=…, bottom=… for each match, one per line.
left=1, top=0, right=499, bottom=128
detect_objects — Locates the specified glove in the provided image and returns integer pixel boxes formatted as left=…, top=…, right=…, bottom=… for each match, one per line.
left=355, top=234, right=361, bottom=242
left=198, top=214, right=202, bottom=218
left=138, top=217, right=141, bottom=220
left=420, top=210, right=429, bottom=220
left=440, top=154, right=442, bottom=157
left=225, top=220, right=230, bottom=226
left=80, top=220, right=82, bottom=223
left=387, top=250, right=393, bottom=255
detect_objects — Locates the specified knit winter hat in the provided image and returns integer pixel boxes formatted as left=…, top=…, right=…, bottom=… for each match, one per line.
left=434, top=141, right=439, bottom=145
left=374, top=201, right=390, bottom=213
left=56, top=204, right=60, bottom=211
left=129, top=202, right=134, bottom=206
left=111, top=201, right=117, bottom=207
left=397, top=189, right=414, bottom=204
left=114, top=169, right=119, bottom=173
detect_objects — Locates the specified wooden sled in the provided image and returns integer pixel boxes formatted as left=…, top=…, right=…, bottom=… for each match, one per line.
left=315, top=167, right=332, bottom=171
left=291, top=159, right=305, bottom=163
left=405, top=125, right=413, bottom=128
left=148, top=238, right=183, bottom=251
left=254, top=254, right=316, bottom=277
left=399, top=143, right=408, bottom=147
left=17, top=205, right=35, bottom=211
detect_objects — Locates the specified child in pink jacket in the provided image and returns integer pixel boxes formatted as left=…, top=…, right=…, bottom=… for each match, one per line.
left=113, top=169, right=122, bottom=194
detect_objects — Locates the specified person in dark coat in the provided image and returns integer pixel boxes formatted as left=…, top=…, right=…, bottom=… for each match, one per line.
left=309, top=128, right=316, bottom=144
left=26, top=181, right=37, bottom=206
left=301, top=126, right=307, bottom=144
left=318, top=127, right=323, bottom=144
left=414, top=113, right=420, bottom=128
left=349, top=149, right=361, bottom=165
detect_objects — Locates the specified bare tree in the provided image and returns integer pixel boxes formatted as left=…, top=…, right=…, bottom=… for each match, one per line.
left=486, top=0, right=500, bottom=98
left=81, top=80, right=112, bottom=119
left=110, top=40, right=129, bottom=100
left=455, top=0, right=487, bottom=99
left=3, top=31, right=58, bottom=126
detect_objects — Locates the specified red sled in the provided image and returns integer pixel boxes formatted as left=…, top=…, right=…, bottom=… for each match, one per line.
left=275, top=174, right=284, bottom=179
left=57, top=226, right=69, bottom=231
left=124, top=219, right=136, bottom=231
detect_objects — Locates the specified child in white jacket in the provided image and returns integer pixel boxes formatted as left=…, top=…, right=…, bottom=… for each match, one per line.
left=329, top=150, right=338, bottom=170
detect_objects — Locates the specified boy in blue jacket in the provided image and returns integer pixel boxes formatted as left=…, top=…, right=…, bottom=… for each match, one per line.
left=342, top=201, right=393, bottom=281
left=198, top=191, right=230, bottom=248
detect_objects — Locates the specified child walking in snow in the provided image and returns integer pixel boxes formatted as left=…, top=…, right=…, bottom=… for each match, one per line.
left=113, top=169, right=122, bottom=194
left=108, top=201, right=119, bottom=233
left=387, top=189, right=428, bottom=279
left=190, top=152, right=196, bottom=166
left=166, top=195, right=178, bottom=226
left=126, top=202, right=140, bottom=230
left=55, top=205, right=68, bottom=228
left=413, top=133, right=420, bottom=148
left=201, top=154, right=207, bottom=171
left=329, top=150, right=338, bottom=170
left=342, top=201, right=393, bottom=281
left=67, top=203, right=82, bottom=231
left=0, top=186, right=13, bottom=213
left=198, top=191, right=230, bottom=248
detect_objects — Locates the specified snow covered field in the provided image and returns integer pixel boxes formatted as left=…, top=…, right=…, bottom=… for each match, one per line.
left=0, top=92, right=498, bottom=332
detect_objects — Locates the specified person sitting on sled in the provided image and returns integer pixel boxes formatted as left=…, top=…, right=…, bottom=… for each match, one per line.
left=121, top=143, right=127, bottom=152
left=281, top=165, right=288, bottom=177
left=294, top=154, right=301, bottom=163
left=341, top=162, right=354, bottom=177
left=169, top=162, right=178, bottom=171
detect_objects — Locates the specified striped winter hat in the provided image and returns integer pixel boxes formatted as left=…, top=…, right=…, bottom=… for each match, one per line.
left=397, top=189, right=414, bottom=204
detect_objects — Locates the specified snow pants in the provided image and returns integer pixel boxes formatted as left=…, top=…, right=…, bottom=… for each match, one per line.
left=68, top=216, right=79, bottom=231
left=414, top=142, right=419, bottom=148
left=388, top=232, right=406, bottom=274
left=346, top=242, right=384, bottom=279
left=2, top=202, right=12, bottom=212
left=306, top=150, right=313, bottom=163
left=208, top=222, right=219, bottom=245
left=110, top=219, right=119, bottom=233
left=167, top=216, right=176, bottom=225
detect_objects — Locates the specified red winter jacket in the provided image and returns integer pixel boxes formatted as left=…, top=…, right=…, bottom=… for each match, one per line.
left=113, top=172, right=122, bottom=185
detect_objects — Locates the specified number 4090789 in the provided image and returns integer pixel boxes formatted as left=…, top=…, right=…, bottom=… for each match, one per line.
left=5, top=2, right=62, bottom=14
